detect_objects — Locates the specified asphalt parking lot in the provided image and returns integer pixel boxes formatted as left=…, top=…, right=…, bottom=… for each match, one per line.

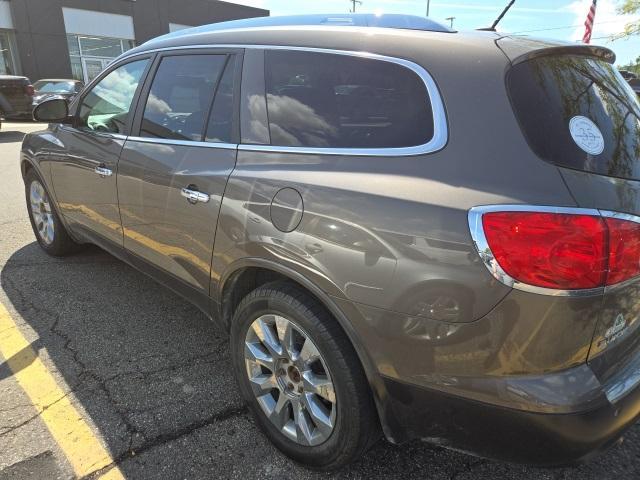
left=1, top=122, right=640, bottom=479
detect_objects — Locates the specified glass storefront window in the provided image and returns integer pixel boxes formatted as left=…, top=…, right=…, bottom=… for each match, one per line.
left=0, top=31, right=16, bottom=75
left=66, top=34, right=136, bottom=83
left=70, top=57, right=83, bottom=81
left=79, top=36, right=123, bottom=58
left=122, top=39, right=136, bottom=52
left=66, top=35, right=80, bottom=56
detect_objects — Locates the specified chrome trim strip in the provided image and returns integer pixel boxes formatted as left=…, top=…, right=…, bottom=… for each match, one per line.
left=468, top=205, right=604, bottom=298
left=58, top=124, right=128, bottom=141
left=599, top=209, right=640, bottom=224
left=120, top=44, right=448, bottom=157
left=125, top=136, right=237, bottom=149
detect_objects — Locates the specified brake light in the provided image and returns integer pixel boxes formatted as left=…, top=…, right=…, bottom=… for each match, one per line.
left=477, top=210, right=640, bottom=290
left=24, top=84, right=34, bottom=96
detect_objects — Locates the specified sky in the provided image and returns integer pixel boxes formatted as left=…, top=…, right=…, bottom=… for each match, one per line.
left=231, top=0, right=640, bottom=65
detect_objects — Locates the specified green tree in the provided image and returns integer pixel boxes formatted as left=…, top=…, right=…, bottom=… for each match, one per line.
left=619, top=0, right=640, bottom=37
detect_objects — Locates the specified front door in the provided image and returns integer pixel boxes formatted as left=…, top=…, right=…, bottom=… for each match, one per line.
left=117, top=50, right=241, bottom=308
left=50, top=57, right=151, bottom=249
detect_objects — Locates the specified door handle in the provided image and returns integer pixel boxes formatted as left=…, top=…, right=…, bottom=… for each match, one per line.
left=94, top=166, right=113, bottom=177
left=181, top=187, right=210, bottom=204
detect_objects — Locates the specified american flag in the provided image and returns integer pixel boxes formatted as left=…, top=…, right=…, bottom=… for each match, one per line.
left=583, top=0, right=597, bottom=44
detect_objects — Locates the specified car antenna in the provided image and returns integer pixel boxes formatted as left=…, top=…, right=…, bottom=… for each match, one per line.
left=477, top=0, right=516, bottom=31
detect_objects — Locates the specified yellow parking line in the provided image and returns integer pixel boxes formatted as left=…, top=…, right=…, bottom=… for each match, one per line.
left=0, top=301, right=124, bottom=479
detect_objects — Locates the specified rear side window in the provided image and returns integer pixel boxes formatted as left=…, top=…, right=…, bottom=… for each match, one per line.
left=508, top=55, right=640, bottom=180
left=140, top=54, right=228, bottom=141
left=264, top=50, right=434, bottom=149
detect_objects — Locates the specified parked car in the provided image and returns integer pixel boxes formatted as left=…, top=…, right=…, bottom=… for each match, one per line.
left=20, top=13, right=640, bottom=470
left=32, top=79, right=84, bottom=109
left=0, top=75, right=34, bottom=121
left=619, top=69, right=638, bottom=80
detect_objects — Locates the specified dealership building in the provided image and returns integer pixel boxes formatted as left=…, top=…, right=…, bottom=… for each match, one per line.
left=0, top=0, right=268, bottom=83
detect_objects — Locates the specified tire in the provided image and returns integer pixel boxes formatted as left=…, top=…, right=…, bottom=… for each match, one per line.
left=24, top=168, right=82, bottom=256
left=230, top=281, right=380, bottom=470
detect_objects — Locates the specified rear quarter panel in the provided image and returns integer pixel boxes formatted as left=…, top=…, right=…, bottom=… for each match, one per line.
left=211, top=34, right=602, bottom=408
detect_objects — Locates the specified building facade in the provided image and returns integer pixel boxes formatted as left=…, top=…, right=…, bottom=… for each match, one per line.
left=0, top=0, right=268, bottom=83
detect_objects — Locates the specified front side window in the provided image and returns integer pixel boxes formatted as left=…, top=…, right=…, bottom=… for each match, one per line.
left=78, top=59, right=149, bottom=134
left=264, top=50, right=434, bottom=149
left=140, top=54, right=228, bottom=141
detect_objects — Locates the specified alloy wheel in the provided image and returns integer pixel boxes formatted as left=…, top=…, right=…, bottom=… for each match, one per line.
left=29, top=180, right=55, bottom=245
left=244, top=314, right=336, bottom=446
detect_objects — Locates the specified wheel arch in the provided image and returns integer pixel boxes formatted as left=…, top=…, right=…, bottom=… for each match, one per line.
left=217, top=257, right=405, bottom=443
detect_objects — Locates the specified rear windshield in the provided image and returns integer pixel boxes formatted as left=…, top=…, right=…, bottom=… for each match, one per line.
left=507, top=55, right=640, bottom=180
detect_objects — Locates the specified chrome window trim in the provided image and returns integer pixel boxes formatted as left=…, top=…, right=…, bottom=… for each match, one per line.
left=125, top=136, right=237, bottom=149
left=468, top=205, right=604, bottom=298
left=118, top=44, right=448, bottom=157
left=58, top=124, right=128, bottom=141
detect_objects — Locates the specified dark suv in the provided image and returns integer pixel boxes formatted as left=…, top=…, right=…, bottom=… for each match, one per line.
left=0, top=75, right=34, bottom=121
left=21, top=14, right=640, bottom=470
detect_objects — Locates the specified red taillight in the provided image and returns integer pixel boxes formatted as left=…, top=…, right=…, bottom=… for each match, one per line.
left=605, top=217, right=640, bottom=285
left=479, top=210, right=640, bottom=290
left=482, top=212, right=607, bottom=289
left=24, top=84, right=34, bottom=96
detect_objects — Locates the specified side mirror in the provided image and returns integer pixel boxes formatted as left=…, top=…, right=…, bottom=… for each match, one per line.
left=33, top=97, right=70, bottom=123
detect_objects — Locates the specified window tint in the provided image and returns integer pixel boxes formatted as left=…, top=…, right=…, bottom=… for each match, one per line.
left=508, top=55, right=640, bottom=180
left=205, top=56, right=236, bottom=143
left=140, top=54, right=227, bottom=141
left=264, top=50, right=434, bottom=149
left=78, top=59, right=148, bottom=134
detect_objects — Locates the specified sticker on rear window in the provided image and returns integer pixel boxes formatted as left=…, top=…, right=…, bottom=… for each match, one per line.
left=569, top=116, right=605, bottom=155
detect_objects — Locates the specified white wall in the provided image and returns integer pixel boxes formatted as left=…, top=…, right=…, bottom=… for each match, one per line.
left=0, top=0, right=13, bottom=30
left=63, top=8, right=134, bottom=39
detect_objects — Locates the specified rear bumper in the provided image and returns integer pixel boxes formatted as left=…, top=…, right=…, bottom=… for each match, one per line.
left=384, top=373, right=640, bottom=465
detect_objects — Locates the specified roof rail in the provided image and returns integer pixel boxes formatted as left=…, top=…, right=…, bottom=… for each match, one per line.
left=162, top=13, right=454, bottom=38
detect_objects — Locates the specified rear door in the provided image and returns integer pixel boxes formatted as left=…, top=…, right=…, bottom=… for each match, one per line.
left=117, top=49, right=241, bottom=310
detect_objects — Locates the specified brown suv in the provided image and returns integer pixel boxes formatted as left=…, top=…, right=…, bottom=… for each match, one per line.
left=22, top=14, right=640, bottom=470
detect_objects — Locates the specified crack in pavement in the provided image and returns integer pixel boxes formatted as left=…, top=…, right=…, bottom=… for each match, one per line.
left=0, top=387, right=81, bottom=437
left=1, top=276, right=148, bottom=453
left=2, top=275, right=241, bottom=476
left=81, top=404, right=249, bottom=480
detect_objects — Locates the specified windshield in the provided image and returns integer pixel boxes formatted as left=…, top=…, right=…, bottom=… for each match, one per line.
left=34, top=81, right=80, bottom=94
left=507, top=55, right=640, bottom=180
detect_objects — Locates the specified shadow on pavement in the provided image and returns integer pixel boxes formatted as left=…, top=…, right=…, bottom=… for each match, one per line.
left=0, top=131, right=27, bottom=144
left=1, top=242, right=640, bottom=479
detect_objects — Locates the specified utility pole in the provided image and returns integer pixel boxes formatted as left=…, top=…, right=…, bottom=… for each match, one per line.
left=426, top=0, right=430, bottom=17
left=349, top=0, right=362, bottom=12
left=446, top=16, right=456, bottom=28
